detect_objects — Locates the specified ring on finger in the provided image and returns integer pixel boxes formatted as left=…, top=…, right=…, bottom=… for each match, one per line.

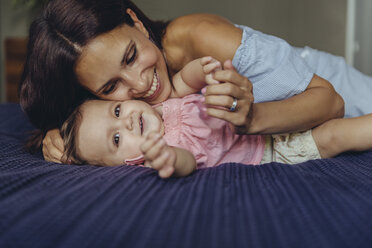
left=229, top=98, right=238, bottom=112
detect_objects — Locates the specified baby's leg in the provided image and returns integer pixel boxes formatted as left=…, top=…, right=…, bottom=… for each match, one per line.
left=312, top=114, right=372, bottom=158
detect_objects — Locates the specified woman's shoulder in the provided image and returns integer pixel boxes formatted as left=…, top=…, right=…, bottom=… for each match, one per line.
left=163, top=13, right=242, bottom=68
left=166, top=13, right=238, bottom=44
left=169, top=13, right=231, bottom=27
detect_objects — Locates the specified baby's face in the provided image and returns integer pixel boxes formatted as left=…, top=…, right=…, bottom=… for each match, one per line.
left=77, top=100, right=164, bottom=166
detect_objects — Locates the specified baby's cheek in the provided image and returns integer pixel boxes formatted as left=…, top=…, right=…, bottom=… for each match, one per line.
left=122, top=141, right=144, bottom=165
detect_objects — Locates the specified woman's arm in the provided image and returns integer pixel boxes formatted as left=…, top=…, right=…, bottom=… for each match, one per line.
left=205, top=62, right=344, bottom=134
left=167, top=14, right=344, bottom=133
left=249, top=75, right=345, bottom=134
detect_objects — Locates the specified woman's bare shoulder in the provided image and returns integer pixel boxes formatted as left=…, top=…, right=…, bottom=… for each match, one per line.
left=166, top=13, right=236, bottom=38
left=164, top=13, right=242, bottom=63
left=170, top=13, right=231, bottom=26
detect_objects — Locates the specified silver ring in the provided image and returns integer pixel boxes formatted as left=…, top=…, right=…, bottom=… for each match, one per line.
left=229, top=98, right=238, bottom=112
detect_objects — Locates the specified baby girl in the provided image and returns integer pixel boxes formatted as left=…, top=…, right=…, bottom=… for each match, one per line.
left=60, top=92, right=372, bottom=178
left=60, top=57, right=372, bottom=178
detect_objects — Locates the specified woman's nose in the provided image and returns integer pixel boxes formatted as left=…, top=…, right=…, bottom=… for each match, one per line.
left=121, top=70, right=148, bottom=95
left=129, top=79, right=147, bottom=95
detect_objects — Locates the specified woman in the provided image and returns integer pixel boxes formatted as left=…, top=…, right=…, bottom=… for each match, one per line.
left=21, top=0, right=352, bottom=163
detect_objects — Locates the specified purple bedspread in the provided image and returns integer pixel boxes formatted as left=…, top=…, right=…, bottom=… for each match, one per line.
left=0, top=103, right=371, bottom=248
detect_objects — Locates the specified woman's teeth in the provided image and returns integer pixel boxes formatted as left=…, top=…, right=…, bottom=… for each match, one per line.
left=143, top=69, right=159, bottom=98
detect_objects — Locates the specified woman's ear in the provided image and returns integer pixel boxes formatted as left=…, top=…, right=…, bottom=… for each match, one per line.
left=126, top=8, right=149, bottom=38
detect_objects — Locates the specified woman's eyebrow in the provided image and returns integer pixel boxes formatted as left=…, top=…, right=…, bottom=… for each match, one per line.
left=95, top=40, right=133, bottom=94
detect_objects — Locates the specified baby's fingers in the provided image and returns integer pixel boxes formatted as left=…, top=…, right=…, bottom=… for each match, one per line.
left=149, top=150, right=170, bottom=170
left=146, top=139, right=167, bottom=161
left=158, top=165, right=175, bottom=179
left=200, top=56, right=213, bottom=65
left=151, top=150, right=176, bottom=178
left=141, top=135, right=168, bottom=162
left=140, top=132, right=161, bottom=153
left=203, top=61, right=222, bottom=74
left=205, top=73, right=220, bottom=85
left=147, top=149, right=175, bottom=178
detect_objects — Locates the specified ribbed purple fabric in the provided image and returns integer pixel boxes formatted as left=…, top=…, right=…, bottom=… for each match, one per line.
left=0, top=104, right=371, bottom=248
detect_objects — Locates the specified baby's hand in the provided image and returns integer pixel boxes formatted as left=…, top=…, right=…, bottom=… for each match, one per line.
left=201, top=56, right=222, bottom=84
left=140, top=132, right=176, bottom=178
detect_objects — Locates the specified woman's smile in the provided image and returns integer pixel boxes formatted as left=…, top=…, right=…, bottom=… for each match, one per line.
left=142, top=68, right=161, bottom=100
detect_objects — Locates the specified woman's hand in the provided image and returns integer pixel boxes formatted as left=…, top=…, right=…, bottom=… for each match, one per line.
left=203, top=59, right=254, bottom=134
left=42, top=129, right=65, bottom=163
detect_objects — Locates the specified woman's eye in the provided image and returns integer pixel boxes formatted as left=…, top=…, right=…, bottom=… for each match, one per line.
left=113, top=133, right=120, bottom=147
left=114, top=104, right=121, bottom=117
left=126, top=46, right=137, bottom=64
left=103, top=81, right=118, bottom=95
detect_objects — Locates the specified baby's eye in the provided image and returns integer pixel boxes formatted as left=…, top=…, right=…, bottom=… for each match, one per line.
left=113, top=133, right=120, bottom=147
left=114, top=104, right=121, bottom=117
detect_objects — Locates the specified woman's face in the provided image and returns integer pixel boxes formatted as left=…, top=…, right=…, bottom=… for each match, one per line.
left=77, top=99, right=164, bottom=166
left=75, top=23, right=172, bottom=105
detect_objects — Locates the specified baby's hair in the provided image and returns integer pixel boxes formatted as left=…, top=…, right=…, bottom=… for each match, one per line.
left=60, top=103, right=87, bottom=165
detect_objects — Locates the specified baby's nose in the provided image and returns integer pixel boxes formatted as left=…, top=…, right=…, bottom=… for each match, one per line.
left=121, top=114, right=133, bottom=130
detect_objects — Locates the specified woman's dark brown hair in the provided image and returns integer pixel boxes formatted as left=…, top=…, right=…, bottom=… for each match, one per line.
left=20, top=0, right=169, bottom=152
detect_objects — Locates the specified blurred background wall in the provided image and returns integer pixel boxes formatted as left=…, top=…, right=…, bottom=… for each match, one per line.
left=0, top=0, right=38, bottom=103
left=0, top=0, right=371, bottom=103
left=354, top=0, right=372, bottom=76
left=135, top=0, right=347, bottom=56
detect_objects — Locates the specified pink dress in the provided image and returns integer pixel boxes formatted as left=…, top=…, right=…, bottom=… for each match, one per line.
left=161, top=94, right=265, bottom=168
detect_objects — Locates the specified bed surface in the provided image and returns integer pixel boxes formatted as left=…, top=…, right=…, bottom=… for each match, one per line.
left=0, top=103, right=371, bottom=248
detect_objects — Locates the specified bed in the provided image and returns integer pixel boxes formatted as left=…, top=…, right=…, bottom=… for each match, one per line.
left=0, top=103, right=371, bottom=248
